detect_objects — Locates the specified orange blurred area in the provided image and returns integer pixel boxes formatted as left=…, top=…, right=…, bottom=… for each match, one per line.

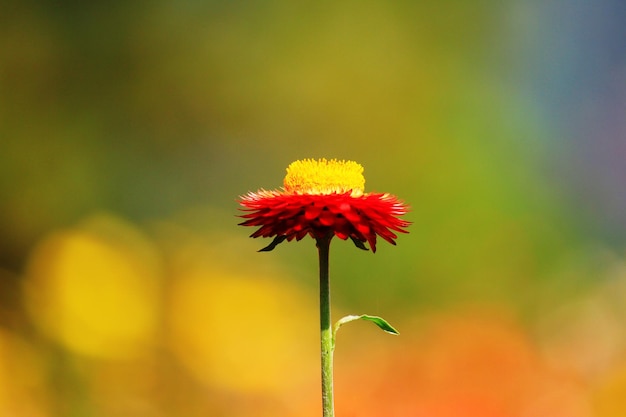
left=335, top=310, right=593, bottom=417
left=0, top=327, right=50, bottom=416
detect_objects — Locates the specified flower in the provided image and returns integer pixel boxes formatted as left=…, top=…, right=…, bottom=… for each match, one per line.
left=239, top=158, right=410, bottom=252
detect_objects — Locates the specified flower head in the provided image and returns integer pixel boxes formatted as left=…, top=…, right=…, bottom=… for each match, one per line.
left=239, top=158, right=410, bottom=252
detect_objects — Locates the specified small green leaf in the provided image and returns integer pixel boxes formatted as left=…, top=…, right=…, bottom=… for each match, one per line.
left=359, top=315, right=400, bottom=335
left=334, top=314, right=399, bottom=338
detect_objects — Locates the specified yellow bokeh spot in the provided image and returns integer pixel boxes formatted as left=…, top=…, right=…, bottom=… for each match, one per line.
left=283, top=158, right=365, bottom=196
left=23, top=215, right=160, bottom=359
left=167, top=251, right=317, bottom=393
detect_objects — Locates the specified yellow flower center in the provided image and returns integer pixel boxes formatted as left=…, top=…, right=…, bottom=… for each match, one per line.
left=283, top=158, right=365, bottom=196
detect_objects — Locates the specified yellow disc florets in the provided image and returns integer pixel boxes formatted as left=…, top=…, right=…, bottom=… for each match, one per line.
left=283, top=158, right=365, bottom=196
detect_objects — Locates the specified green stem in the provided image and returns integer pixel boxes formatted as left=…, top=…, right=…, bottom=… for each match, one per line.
left=317, top=235, right=334, bottom=417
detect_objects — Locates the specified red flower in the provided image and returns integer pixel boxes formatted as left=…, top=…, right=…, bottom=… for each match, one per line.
left=239, top=159, right=410, bottom=252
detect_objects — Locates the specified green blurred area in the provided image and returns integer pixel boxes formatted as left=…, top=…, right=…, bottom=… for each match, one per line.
left=1, top=1, right=626, bottom=416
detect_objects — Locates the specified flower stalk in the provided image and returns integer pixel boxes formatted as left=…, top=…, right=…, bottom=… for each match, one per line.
left=317, top=235, right=334, bottom=417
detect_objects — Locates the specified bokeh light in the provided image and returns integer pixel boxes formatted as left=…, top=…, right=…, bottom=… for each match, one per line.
left=23, top=214, right=160, bottom=359
left=166, top=237, right=318, bottom=393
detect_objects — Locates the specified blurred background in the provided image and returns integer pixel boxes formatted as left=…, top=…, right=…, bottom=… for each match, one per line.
left=2, top=0, right=626, bottom=416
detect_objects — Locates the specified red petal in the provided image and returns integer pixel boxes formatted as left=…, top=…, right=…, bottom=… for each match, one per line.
left=304, top=203, right=323, bottom=220
left=319, top=210, right=335, bottom=226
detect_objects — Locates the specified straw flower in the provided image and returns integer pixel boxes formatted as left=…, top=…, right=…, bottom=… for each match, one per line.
left=239, top=158, right=410, bottom=252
